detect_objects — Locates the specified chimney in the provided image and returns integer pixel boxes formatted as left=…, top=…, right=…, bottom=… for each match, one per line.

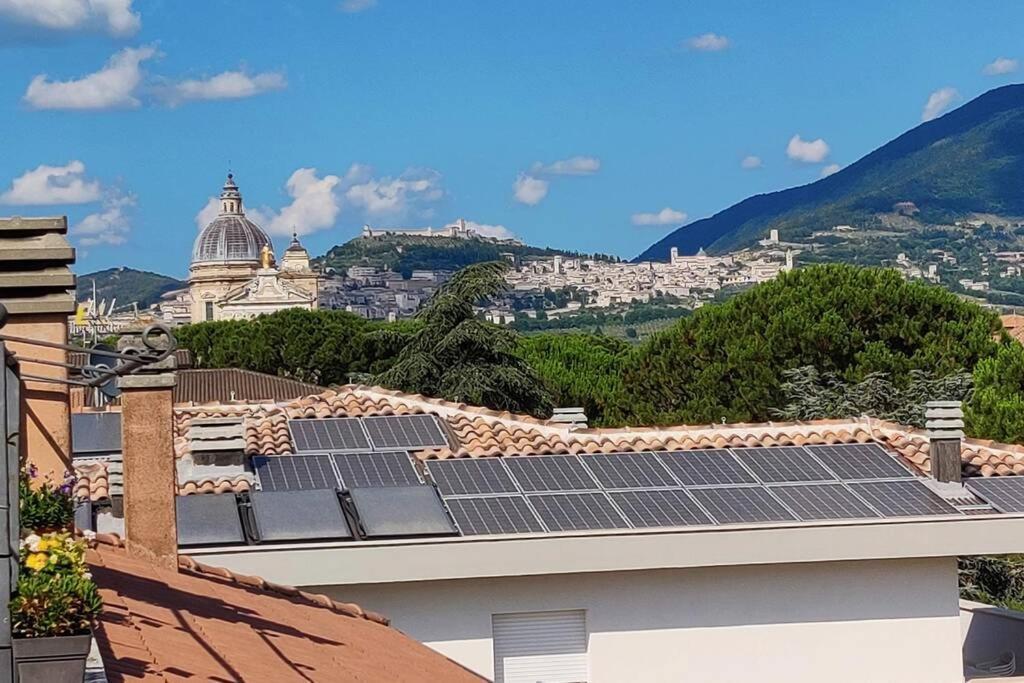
left=118, top=354, right=178, bottom=569
left=0, top=216, right=76, bottom=478
left=925, top=400, right=963, bottom=484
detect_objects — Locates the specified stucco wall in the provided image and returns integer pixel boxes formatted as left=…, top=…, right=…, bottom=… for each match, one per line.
left=317, top=557, right=964, bottom=683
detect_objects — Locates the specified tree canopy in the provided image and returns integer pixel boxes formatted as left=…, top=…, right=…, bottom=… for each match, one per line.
left=372, top=261, right=553, bottom=416
left=614, top=264, right=1004, bottom=425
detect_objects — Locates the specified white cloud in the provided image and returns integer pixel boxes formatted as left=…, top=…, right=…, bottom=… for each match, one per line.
left=741, top=155, right=762, bottom=169
left=513, top=174, right=549, bottom=206
left=23, top=45, right=155, bottom=110
left=463, top=220, right=516, bottom=241
left=921, top=87, right=960, bottom=122
left=0, top=160, right=101, bottom=205
left=820, top=163, right=841, bottom=178
left=530, top=155, right=601, bottom=176
left=194, top=197, right=219, bottom=230
left=0, top=0, right=140, bottom=36
left=340, top=0, right=376, bottom=12
left=159, top=70, right=287, bottom=105
left=631, top=207, right=687, bottom=226
left=263, top=168, right=342, bottom=236
left=786, top=134, right=830, bottom=163
left=74, top=192, right=134, bottom=246
left=983, top=57, right=1019, bottom=76
left=344, top=166, right=443, bottom=220
left=687, top=33, right=730, bottom=51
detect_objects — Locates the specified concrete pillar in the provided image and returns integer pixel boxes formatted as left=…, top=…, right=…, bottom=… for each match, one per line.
left=119, top=372, right=177, bottom=570
left=7, top=313, right=71, bottom=479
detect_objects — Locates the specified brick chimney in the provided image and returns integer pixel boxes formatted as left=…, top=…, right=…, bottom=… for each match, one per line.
left=925, top=401, right=963, bottom=484
left=0, top=216, right=76, bottom=479
left=118, top=354, right=178, bottom=570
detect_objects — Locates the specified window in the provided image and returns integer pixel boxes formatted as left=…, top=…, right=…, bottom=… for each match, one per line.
left=492, top=610, right=588, bottom=683
left=205, top=302, right=214, bottom=321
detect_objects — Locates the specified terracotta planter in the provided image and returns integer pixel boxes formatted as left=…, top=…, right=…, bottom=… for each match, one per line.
left=13, top=633, right=91, bottom=683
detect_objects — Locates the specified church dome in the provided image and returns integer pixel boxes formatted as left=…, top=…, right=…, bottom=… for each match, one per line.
left=192, top=174, right=272, bottom=264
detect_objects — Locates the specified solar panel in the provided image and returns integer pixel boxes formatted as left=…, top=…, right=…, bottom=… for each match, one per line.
left=445, top=495, right=546, bottom=535
left=965, top=477, right=1024, bottom=513
left=176, top=494, right=245, bottom=547
left=332, top=451, right=422, bottom=488
left=426, top=458, right=519, bottom=496
left=505, top=456, right=599, bottom=492
left=248, top=490, right=352, bottom=542
left=688, top=486, right=798, bottom=524
left=581, top=452, right=678, bottom=490
left=732, top=447, right=836, bottom=483
left=72, top=412, right=121, bottom=455
left=770, top=483, right=879, bottom=521
left=609, top=489, right=714, bottom=528
left=805, top=444, right=913, bottom=480
left=362, top=415, right=449, bottom=450
left=289, top=418, right=370, bottom=452
left=657, top=449, right=755, bottom=486
left=848, top=480, right=961, bottom=517
left=252, top=455, right=339, bottom=491
left=348, top=486, right=456, bottom=537
left=527, top=492, right=630, bottom=532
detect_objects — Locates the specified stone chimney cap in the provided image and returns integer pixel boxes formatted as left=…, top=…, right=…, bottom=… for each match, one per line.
left=925, top=401, right=964, bottom=440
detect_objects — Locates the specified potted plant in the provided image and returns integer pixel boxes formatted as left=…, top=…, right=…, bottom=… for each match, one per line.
left=11, top=468, right=101, bottom=683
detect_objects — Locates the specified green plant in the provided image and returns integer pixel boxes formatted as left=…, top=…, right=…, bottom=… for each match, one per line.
left=19, top=467, right=75, bottom=533
left=11, top=571, right=101, bottom=638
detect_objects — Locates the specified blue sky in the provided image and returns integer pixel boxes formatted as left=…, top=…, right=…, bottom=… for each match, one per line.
left=0, top=1, right=1021, bottom=276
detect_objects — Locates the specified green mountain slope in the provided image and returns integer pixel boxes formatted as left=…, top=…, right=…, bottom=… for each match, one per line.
left=76, top=267, right=185, bottom=309
left=638, top=83, right=1024, bottom=260
left=317, top=234, right=615, bottom=274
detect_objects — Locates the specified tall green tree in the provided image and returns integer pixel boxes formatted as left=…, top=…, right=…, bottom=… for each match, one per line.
left=519, top=334, right=629, bottom=425
left=615, top=264, right=1004, bottom=425
left=966, top=342, right=1024, bottom=443
left=373, top=261, right=553, bottom=416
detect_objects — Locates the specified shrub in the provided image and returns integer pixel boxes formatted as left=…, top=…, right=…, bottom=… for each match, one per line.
left=19, top=467, right=75, bottom=533
left=11, top=571, right=101, bottom=638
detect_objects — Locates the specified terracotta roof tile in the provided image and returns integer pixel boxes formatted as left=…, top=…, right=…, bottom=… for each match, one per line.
left=88, top=535, right=483, bottom=682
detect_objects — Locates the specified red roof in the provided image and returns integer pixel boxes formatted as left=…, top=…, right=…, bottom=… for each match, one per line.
left=87, top=536, right=484, bottom=682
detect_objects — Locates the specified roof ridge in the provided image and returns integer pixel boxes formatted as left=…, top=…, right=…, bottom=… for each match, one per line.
left=90, top=533, right=390, bottom=626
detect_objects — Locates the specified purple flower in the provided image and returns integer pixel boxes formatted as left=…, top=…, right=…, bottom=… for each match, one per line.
left=27, top=464, right=38, bottom=479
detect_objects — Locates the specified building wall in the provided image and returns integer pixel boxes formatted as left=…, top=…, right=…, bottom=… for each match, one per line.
left=318, top=557, right=963, bottom=683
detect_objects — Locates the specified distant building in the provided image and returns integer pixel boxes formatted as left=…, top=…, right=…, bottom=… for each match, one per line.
left=361, top=218, right=522, bottom=244
left=185, top=174, right=320, bottom=323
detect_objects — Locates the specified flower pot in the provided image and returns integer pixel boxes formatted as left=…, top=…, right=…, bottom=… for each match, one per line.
left=13, top=633, right=91, bottom=683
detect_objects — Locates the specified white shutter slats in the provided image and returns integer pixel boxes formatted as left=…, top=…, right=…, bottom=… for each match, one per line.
left=492, top=610, right=588, bottom=683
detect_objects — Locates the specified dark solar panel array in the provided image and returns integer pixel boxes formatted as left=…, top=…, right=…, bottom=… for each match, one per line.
left=428, top=458, right=519, bottom=496
left=362, top=414, right=449, bottom=450
left=965, top=477, right=1024, bottom=513
left=582, top=453, right=678, bottom=489
left=527, top=492, right=630, bottom=532
left=609, top=489, right=713, bottom=528
left=848, top=480, right=957, bottom=517
left=657, top=449, right=756, bottom=486
left=249, top=490, right=352, bottom=542
left=252, top=455, right=339, bottom=491
left=445, top=495, right=546, bottom=535
left=289, top=418, right=370, bottom=452
left=734, top=447, right=835, bottom=483
left=332, top=451, right=422, bottom=488
left=769, top=483, right=879, bottom=521
left=348, top=486, right=457, bottom=537
left=688, top=486, right=798, bottom=524
left=805, top=444, right=913, bottom=481
left=505, top=456, right=599, bottom=492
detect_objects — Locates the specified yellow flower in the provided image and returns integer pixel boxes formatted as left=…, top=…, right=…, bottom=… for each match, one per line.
left=25, top=553, right=47, bottom=571
left=36, top=538, right=55, bottom=552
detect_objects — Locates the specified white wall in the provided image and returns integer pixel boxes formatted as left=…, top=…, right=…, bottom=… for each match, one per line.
left=317, top=558, right=964, bottom=683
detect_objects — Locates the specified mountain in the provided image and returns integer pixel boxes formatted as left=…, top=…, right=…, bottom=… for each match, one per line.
left=76, top=267, right=185, bottom=309
left=638, top=84, right=1024, bottom=260
left=317, top=234, right=616, bottom=275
